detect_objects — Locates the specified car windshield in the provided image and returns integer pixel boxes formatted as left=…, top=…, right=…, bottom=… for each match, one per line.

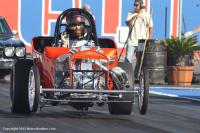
left=0, top=19, right=13, bottom=37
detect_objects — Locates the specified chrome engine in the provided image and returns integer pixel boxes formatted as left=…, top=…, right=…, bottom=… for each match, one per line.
left=55, top=40, right=129, bottom=91
left=110, top=67, right=130, bottom=90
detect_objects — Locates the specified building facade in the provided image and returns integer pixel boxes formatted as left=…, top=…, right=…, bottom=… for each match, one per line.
left=0, top=0, right=199, bottom=49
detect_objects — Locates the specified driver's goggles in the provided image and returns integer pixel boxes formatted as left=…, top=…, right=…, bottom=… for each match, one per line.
left=69, top=23, right=84, bottom=30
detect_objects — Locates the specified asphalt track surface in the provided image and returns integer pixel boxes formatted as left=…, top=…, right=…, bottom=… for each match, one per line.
left=0, top=76, right=200, bottom=133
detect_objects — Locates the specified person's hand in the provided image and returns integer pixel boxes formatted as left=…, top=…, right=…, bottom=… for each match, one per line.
left=61, top=32, right=69, bottom=47
left=184, top=31, right=193, bottom=38
left=129, top=13, right=139, bottom=20
left=193, top=26, right=200, bottom=33
left=126, top=13, right=138, bottom=26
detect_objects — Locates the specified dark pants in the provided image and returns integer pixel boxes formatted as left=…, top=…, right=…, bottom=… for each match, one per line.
left=135, top=51, right=142, bottom=79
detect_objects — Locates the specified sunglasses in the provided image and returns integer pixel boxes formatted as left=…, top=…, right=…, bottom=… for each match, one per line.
left=69, top=23, right=84, bottom=30
left=134, top=4, right=140, bottom=7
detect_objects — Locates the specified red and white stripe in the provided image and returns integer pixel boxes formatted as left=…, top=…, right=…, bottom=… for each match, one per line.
left=170, top=0, right=180, bottom=37
left=42, top=0, right=61, bottom=36
left=73, top=0, right=81, bottom=8
left=144, top=0, right=150, bottom=13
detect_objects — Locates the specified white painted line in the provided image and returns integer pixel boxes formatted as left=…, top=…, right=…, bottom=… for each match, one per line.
left=150, top=91, right=178, bottom=97
left=150, top=91, right=200, bottom=102
left=150, top=86, right=200, bottom=90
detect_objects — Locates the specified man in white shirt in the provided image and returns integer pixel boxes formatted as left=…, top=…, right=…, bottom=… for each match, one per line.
left=125, top=0, right=153, bottom=63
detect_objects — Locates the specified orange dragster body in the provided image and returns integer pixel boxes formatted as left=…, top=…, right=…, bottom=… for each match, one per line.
left=10, top=8, right=138, bottom=114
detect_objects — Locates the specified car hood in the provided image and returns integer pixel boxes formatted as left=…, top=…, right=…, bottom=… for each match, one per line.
left=0, top=37, right=24, bottom=47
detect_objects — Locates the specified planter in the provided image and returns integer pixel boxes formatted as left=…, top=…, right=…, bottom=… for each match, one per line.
left=167, top=66, right=194, bottom=86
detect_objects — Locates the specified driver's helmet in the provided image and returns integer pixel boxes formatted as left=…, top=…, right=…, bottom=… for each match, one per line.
left=67, top=15, right=86, bottom=39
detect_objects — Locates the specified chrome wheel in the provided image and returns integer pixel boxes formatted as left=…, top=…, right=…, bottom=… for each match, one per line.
left=138, top=68, right=149, bottom=115
left=28, top=68, right=36, bottom=111
left=138, top=72, right=144, bottom=109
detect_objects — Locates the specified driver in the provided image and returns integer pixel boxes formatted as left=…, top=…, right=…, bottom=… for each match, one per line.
left=58, top=14, right=95, bottom=88
left=68, top=15, right=86, bottom=40
left=61, top=14, right=94, bottom=48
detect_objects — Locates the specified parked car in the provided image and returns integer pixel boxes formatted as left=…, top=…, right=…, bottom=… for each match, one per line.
left=10, top=8, right=149, bottom=115
left=0, top=17, right=26, bottom=78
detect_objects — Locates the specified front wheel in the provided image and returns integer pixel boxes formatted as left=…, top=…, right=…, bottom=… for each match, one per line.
left=11, top=59, right=32, bottom=113
left=10, top=59, right=40, bottom=114
left=138, top=68, right=149, bottom=115
left=108, top=62, right=134, bottom=115
left=28, top=66, right=40, bottom=112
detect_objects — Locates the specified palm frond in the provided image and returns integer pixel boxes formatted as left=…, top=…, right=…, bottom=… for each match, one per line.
left=164, top=36, right=200, bottom=57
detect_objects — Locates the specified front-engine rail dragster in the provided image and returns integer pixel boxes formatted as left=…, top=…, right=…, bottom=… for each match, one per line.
left=10, top=8, right=149, bottom=115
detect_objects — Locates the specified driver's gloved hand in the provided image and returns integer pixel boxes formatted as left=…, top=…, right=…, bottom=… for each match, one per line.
left=69, top=48, right=79, bottom=54
left=61, top=32, right=69, bottom=47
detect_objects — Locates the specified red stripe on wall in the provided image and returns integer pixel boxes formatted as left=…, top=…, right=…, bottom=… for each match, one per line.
left=0, top=0, right=18, bottom=31
left=104, top=0, right=119, bottom=34
left=44, top=0, right=59, bottom=35
left=172, top=0, right=179, bottom=37
left=145, top=0, right=148, bottom=12
left=26, top=45, right=32, bottom=54
left=74, top=0, right=80, bottom=8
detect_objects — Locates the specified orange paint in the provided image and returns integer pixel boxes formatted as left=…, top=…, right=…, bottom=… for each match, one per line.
left=0, top=0, right=18, bottom=31
left=104, top=0, right=119, bottom=34
left=74, top=0, right=80, bottom=8
left=145, top=0, right=148, bottom=12
left=172, top=0, right=179, bottom=37
left=44, top=47, right=70, bottom=59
